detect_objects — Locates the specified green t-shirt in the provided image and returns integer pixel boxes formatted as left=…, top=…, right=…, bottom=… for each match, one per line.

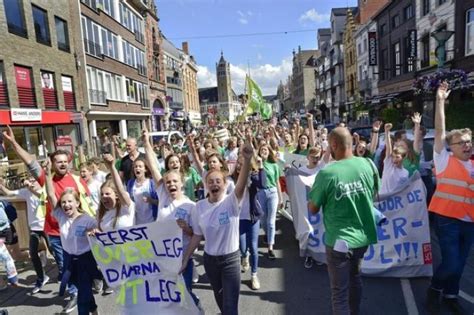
left=263, top=160, right=281, bottom=188
left=184, top=167, right=202, bottom=201
left=294, top=148, right=309, bottom=156
left=309, top=157, right=379, bottom=249
left=403, top=153, right=420, bottom=177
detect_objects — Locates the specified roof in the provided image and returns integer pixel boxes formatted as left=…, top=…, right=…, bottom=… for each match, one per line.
left=162, top=37, right=182, bottom=59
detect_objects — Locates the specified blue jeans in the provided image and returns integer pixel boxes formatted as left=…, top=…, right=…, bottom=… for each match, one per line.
left=204, top=250, right=240, bottom=315
left=48, top=235, right=78, bottom=296
left=182, top=258, right=199, bottom=306
left=431, top=213, right=474, bottom=297
left=239, top=219, right=259, bottom=274
left=257, top=187, right=278, bottom=246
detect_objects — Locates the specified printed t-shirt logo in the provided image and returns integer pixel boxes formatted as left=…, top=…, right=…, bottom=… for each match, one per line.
left=218, top=212, right=230, bottom=225
left=175, top=208, right=188, bottom=220
left=335, top=180, right=367, bottom=201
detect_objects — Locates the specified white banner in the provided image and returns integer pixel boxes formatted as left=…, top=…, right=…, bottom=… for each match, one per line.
left=89, top=221, right=199, bottom=314
left=285, top=169, right=433, bottom=277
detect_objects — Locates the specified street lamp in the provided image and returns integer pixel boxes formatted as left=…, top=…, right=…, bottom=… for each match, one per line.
left=431, top=29, right=455, bottom=69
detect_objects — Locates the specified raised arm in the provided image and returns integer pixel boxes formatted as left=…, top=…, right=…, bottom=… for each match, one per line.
left=103, top=154, right=132, bottom=207
left=412, top=112, right=422, bottom=154
left=234, top=136, right=254, bottom=202
left=186, top=134, right=205, bottom=175
left=2, top=125, right=37, bottom=175
left=307, top=113, right=315, bottom=147
left=369, top=121, right=381, bottom=154
left=142, top=128, right=163, bottom=187
left=44, top=160, right=57, bottom=207
left=384, top=123, right=393, bottom=157
left=0, top=182, right=15, bottom=196
left=434, top=82, right=450, bottom=154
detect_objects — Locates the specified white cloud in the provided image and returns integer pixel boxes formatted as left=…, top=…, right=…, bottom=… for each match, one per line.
left=299, top=9, right=330, bottom=25
left=237, top=10, right=252, bottom=25
left=197, top=65, right=217, bottom=87
left=239, top=18, right=248, bottom=25
left=197, top=57, right=292, bottom=95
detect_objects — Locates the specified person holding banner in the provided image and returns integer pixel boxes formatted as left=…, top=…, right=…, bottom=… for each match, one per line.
left=44, top=161, right=100, bottom=315
left=180, top=135, right=255, bottom=315
left=426, top=82, right=474, bottom=314
left=308, top=127, right=379, bottom=315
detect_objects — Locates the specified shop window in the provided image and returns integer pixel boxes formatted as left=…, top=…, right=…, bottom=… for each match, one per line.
left=0, top=62, right=8, bottom=107
left=3, top=0, right=27, bottom=37
left=32, top=4, right=51, bottom=45
left=61, top=75, right=76, bottom=110
left=466, top=9, right=474, bottom=56
left=41, top=71, right=58, bottom=109
left=55, top=17, right=70, bottom=52
left=14, top=65, right=36, bottom=107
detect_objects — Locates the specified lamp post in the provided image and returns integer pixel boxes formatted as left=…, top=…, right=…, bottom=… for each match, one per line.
left=431, top=29, right=455, bottom=69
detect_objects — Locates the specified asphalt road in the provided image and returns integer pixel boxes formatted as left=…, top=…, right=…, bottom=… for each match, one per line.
left=1, top=215, right=473, bottom=315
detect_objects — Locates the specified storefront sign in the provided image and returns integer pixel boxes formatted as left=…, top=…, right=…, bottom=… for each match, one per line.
left=14, top=66, right=32, bottom=88
left=153, top=107, right=165, bottom=116
left=368, top=32, right=377, bottom=66
left=70, top=112, right=83, bottom=123
left=408, top=30, right=417, bottom=59
left=10, top=108, right=42, bottom=122
left=61, top=76, right=73, bottom=92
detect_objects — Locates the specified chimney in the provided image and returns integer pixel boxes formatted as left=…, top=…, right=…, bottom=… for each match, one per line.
left=182, top=42, right=189, bottom=55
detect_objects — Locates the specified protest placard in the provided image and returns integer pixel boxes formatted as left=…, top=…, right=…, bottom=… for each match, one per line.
left=89, top=221, right=199, bottom=314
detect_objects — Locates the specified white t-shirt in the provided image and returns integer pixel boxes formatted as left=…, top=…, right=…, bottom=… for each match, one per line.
left=132, top=178, right=154, bottom=225
left=98, top=202, right=136, bottom=232
left=299, top=160, right=326, bottom=176
left=239, top=188, right=252, bottom=221
left=434, top=148, right=473, bottom=175
left=53, top=209, right=97, bottom=255
left=380, top=156, right=409, bottom=194
left=192, top=192, right=241, bottom=256
left=14, top=188, right=44, bottom=231
left=87, top=179, right=102, bottom=212
left=93, top=170, right=107, bottom=184
left=155, top=184, right=195, bottom=252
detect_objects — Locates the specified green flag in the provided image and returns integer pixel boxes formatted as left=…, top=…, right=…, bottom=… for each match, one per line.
left=245, top=76, right=262, bottom=116
left=261, top=102, right=273, bottom=120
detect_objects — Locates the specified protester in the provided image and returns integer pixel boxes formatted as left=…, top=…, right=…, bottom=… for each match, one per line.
left=426, top=82, right=474, bottom=314
left=79, top=163, right=102, bottom=212
left=87, top=158, right=107, bottom=184
left=180, top=135, right=254, bottom=315
left=0, top=201, right=18, bottom=290
left=308, top=127, right=379, bottom=315
left=119, top=137, right=145, bottom=184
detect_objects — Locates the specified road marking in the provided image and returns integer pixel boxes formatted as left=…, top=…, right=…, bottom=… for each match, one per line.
left=459, top=290, right=474, bottom=304
left=401, top=279, right=419, bottom=315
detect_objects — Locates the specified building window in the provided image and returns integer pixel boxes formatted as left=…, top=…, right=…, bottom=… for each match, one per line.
left=3, top=0, right=27, bottom=37
left=392, top=15, right=400, bottom=29
left=32, top=5, right=51, bottom=45
left=466, top=9, right=474, bottom=56
left=14, top=65, right=36, bottom=107
left=81, top=16, right=102, bottom=58
left=422, top=0, right=430, bottom=16
left=404, top=5, right=414, bottom=21
left=81, top=0, right=97, bottom=11
left=380, top=23, right=387, bottom=37
left=41, top=71, right=58, bottom=109
left=381, top=49, right=388, bottom=80
left=86, top=67, right=106, bottom=104
left=421, top=34, right=430, bottom=68
left=61, top=75, right=76, bottom=110
left=55, top=17, right=70, bottom=52
left=404, top=37, right=414, bottom=73
left=393, top=42, right=401, bottom=76
left=97, top=0, right=115, bottom=17
left=0, top=62, right=8, bottom=107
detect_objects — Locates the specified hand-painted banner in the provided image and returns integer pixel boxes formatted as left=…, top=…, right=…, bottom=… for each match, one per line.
left=89, top=221, right=199, bottom=314
left=285, top=168, right=433, bottom=277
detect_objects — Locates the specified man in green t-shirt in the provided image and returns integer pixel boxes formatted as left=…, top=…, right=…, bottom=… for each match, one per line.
left=308, top=127, right=379, bottom=315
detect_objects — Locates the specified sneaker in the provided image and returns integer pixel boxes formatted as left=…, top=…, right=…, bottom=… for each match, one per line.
left=268, top=250, right=276, bottom=260
left=251, top=275, right=260, bottom=290
left=304, top=257, right=313, bottom=269
left=39, top=251, right=48, bottom=268
left=425, top=287, right=441, bottom=315
left=241, top=256, right=250, bottom=273
left=93, top=279, right=103, bottom=294
left=32, top=275, right=50, bottom=294
left=443, top=298, right=466, bottom=315
left=103, top=287, right=114, bottom=295
left=62, top=294, right=77, bottom=314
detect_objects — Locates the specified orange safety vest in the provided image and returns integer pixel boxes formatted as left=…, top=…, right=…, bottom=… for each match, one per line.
left=429, top=155, right=474, bottom=221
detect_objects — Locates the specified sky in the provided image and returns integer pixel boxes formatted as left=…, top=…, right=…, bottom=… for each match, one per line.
left=156, top=0, right=358, bottom=95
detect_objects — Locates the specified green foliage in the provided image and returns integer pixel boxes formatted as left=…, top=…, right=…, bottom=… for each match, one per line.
left=381, top=107, right=401, bottom=127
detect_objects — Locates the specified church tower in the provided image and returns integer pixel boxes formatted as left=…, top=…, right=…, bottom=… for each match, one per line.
left=216, top=51, right=232, bottom=103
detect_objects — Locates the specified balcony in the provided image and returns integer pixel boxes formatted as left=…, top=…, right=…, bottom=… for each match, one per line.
left=84, top=38, right=102, bottom=59
left=128, top=0, right=148, bottom=11
left=89, top=89, right=107, bottom=104
left=135, top=32, right=145, bottom=44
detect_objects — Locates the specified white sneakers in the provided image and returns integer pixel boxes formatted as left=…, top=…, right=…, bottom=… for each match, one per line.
left=241, top=256, right=250, bottom=273
left=32, top=275, right=49, bottom=294
left=251, top=274, right=260, bottom=290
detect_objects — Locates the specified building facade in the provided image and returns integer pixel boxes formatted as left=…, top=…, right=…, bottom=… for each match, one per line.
left=145, top=1, right=167, bottom=132
left=80, top=0, right=150, bottom=155
left=343, top=8, right=359, bottom=118
left=290, top=46, right=319, bottom=111
left=0, top=0, right=85, bottom=161
left=181, top=42, right=201, bottom=126
left=162, top=36, right=184, bottom=126
left=454, top=0, right=474, bottom=73
left=315, top=28, right=331, bottom=122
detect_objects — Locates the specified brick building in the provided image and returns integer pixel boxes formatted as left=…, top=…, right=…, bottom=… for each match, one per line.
left=181, top=42, right=201, bottom=126
left=0, top=0, right=85, bottom=161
